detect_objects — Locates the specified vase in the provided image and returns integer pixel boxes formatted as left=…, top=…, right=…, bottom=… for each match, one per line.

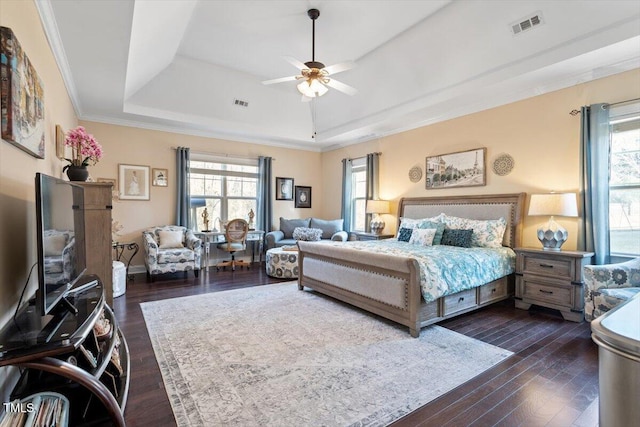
left=66, top=165, right=89, bottom=182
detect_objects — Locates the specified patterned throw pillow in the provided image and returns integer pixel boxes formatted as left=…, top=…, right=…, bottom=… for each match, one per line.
left=397, top=227, right=413, bottom=242
left=442, top=215, right=507, bottom=248
left=409, top=228, right=437, bottom=246
left=398, top=214, right=443, bottom=230
left=292, top=227, right=323, bottom=241
left=440, top=229, right=474, bottom=248
left=420, top=221, right=446, bottom=245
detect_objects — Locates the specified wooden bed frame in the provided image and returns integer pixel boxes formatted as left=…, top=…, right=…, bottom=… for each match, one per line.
left=297, top=193, right=526, bottom=337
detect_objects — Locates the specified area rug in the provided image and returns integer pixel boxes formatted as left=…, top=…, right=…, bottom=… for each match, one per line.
left=141, top=282, right=512, bottom=427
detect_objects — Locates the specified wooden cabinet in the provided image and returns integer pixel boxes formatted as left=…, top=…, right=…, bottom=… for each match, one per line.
left=514, top=247, right=594, bottom=322
left=352, top=232, right=394, bottom=241
left=77, top=182, right=113, bottom=305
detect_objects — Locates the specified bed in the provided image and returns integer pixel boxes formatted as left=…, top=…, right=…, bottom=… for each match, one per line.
left=297, top=193, right=525, bottom=337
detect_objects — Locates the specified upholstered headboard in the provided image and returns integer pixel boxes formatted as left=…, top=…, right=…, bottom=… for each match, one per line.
left=397, top=193, right=526, bottom=248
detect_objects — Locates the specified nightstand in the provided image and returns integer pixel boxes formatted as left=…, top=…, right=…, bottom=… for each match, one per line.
left=514, top=247, right=594, bottom=322
left=351, top=232, right=394, bottom=241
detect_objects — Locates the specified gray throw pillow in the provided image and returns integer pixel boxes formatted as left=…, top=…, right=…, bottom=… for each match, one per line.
left=280, top=217, right=311, bottom=239
left=292, top=227, right=323, bottom=241
left=309, top=218, right=344, bottom=239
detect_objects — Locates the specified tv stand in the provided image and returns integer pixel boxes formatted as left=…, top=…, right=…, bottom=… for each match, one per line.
left=0, top=275, right=129, bottom=426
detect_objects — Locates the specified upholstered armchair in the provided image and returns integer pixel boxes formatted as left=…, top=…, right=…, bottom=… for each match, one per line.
left=265, top=217, right=348, bottom=250
left=583, top=257, right=640, bottom=321
left=142, top=226, right=202, bottom=281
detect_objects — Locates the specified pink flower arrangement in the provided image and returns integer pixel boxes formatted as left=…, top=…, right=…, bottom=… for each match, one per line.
left=63, top=126, right=103, bottom=169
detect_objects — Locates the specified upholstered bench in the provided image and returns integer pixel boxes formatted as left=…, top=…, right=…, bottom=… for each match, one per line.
left=265, top=247, right=299, bottom=279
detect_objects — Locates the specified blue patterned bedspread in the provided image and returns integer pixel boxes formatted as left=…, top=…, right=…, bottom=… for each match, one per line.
left=326, top=239, right=516, bottom=303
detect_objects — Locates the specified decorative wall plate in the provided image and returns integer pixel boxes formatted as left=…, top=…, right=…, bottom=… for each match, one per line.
left=408, top=165, right=423, bottom=183
left=492, top=153, right=515, bottom=176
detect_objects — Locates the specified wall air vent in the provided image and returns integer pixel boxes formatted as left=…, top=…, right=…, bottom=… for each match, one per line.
left=233, top=99, right=249, bottom=107
left=510, top=11, right=544, bottom=36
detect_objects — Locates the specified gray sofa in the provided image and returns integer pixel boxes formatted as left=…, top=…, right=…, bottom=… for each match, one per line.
left=265, top=217, right=348, bottom=250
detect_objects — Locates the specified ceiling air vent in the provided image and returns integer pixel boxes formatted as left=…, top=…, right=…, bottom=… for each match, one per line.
left=233, top=99, right=249, bottom=107
left=510, top=12, right=544, bottom=36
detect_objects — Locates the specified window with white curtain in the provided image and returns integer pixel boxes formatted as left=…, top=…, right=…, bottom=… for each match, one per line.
left=351, top=157, right=367, bottom=232
left=609, top=102, right=640, bottom=256
left=189, top=155, right=259, bottom=232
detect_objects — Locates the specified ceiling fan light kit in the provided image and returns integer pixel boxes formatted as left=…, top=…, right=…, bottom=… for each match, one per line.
left=262, top=8, right=356, bottom=100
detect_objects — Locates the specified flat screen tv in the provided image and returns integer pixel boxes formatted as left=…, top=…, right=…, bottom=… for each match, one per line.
left=35, top=173, right=87, bottom=316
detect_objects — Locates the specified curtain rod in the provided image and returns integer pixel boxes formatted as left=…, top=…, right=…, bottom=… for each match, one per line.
left=343, top=152, right=382, bottom=162
left=171, top=147, right=275, bottom=161
left=569, top=97, right=640, bottom=115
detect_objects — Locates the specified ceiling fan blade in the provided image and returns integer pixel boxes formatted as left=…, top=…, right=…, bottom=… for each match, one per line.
left=284, top=56, right=308, bottom=71
left=325, top=78, right=358, bottom=96
left=262, top=75, right=298, bottom=85
left=323, top=61, right=356, bottom=75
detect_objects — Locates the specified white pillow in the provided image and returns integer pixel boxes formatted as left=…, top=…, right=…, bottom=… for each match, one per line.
left=409, top=228, right=436, bottom=246
left=398, top=215, right=443, bottom=230
left=44, top=234, right=67, bottom=256
left=442, top=215, right=507, bottom=248
left=158, top=230, right=184, bottom=249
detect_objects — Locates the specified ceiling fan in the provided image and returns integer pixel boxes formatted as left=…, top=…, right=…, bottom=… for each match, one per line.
left=262, top=8, right=357, bottom=101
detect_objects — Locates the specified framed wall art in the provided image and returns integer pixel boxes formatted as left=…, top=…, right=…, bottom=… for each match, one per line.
left=152, top=168, right=168, bottom=187
left=55, top=125, right=66, bottom=160
left=425, top=147, right=486, bottom=189
left=118, top=164, right=150, bottom=200
left=276, top=177, right=294, bottom=200
left=294, top=186, right=312, bottom=208
left=1, top=26, right=45, bottom=158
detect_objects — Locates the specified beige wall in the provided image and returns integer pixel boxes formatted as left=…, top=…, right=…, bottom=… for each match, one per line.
left=83, top=121, right=323, bottom=267
left=0, top=0, right=78, bottom=327
left=321, top=69, right=640, bottom=250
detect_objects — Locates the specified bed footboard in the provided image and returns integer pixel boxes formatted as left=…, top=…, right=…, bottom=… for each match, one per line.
left=297, top=241, right=423, bottom=337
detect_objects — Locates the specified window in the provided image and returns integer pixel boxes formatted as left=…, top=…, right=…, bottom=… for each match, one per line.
left=609, top=103, right=640, bottom=256
left=189, top=156, right=258, bottom=232
left=351, top=158, right=367, bottom=232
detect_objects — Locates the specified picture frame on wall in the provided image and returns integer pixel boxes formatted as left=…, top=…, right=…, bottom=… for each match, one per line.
left=294, top=186, right=312, bottom=208
left=425, top=147, right=486, bottom=189
left=118, top=164, right=150, bottom=200
left=152, top=168, right=168, bottom=187
left=276, top=177, right=294, bottom=200
left=55, top=125, right=66, bottom=160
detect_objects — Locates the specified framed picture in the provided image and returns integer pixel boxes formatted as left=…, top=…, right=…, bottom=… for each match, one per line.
left=152, top=168, right=168, bottom=187
left=97, top=178, right=119, bottom=201
left=425, top=147, right=486, bottom=189
left=276, top=177, right=294, bottom=200
left=1, top=26, right=45, bottom=159
left=294, top=186, right=312, bottom=208
left=118, top=164, right=150, bottom=200
left=55, top=125, right=65, bottom=160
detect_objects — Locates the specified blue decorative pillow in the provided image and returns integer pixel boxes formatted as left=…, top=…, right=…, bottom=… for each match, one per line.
left=441, top=229, right=474, bottom=248
left=397, top=227, right=413, bottom=242
left=420, top=221, right=446, bottom=245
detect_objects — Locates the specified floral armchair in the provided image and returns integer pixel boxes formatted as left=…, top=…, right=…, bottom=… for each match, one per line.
left=142, top=226, right=202, bottom=281
left=583, top=257, right=640, bottom=321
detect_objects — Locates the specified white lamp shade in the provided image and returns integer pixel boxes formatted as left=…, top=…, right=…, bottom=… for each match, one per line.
left=366, top=200, right=390, bottom=214
left=528, top=193, right=578, bottom=217
left=297, top=79, right=328, bottom=97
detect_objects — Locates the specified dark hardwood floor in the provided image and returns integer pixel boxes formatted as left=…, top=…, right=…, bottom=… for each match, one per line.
left=112, top=265, right=599, bottom=427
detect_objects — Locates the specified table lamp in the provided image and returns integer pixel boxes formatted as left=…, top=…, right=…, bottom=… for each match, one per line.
left=528, top=193, right=578, bottom=251
left=366, top=200, right=390, bottom=234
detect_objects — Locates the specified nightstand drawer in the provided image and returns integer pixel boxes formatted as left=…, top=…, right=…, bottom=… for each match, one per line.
left=443, top=288, right=477, bottom=315
left=522, top=255, right=572, bottom=280
left=479, top=279, right=508, bottom=304
left=519, top=278, right=572, bottom=308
